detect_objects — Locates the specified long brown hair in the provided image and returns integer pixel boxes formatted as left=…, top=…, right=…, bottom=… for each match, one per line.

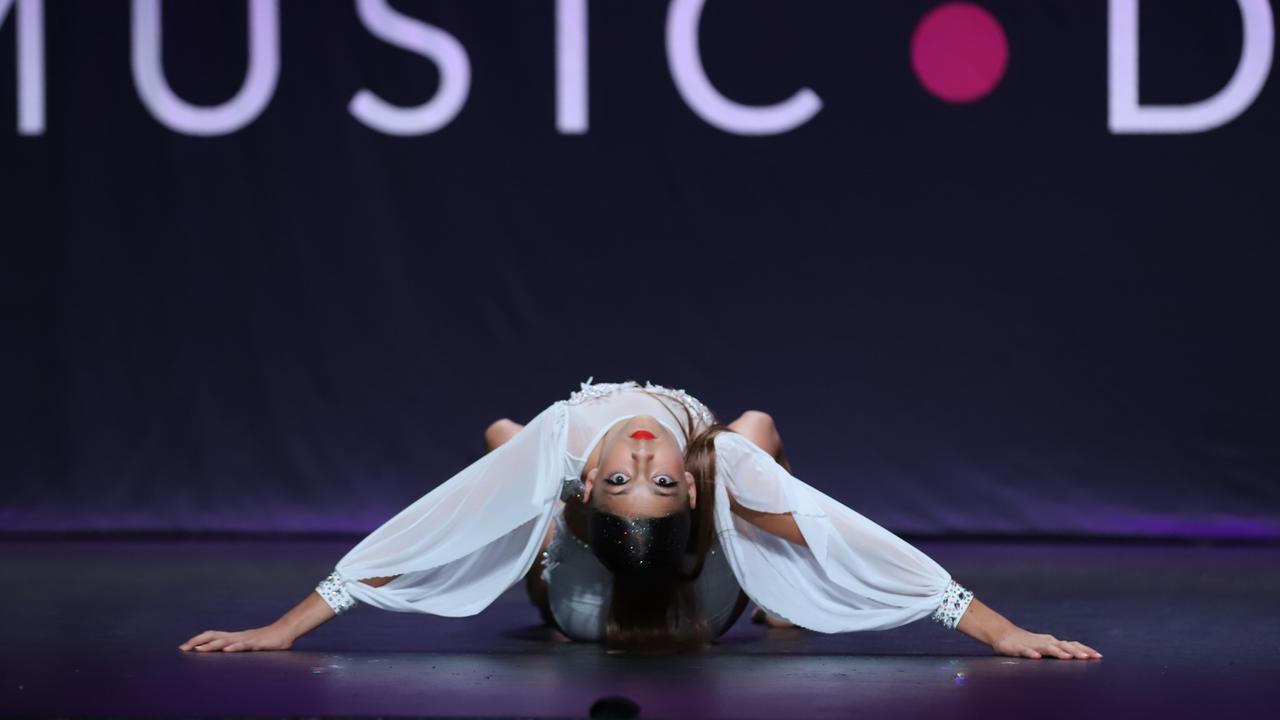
left=590, top=389, right=736, bottom=653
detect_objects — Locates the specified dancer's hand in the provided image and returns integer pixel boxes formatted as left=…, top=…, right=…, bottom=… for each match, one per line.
left=991, top=627, right=1102, bottom=660
left=179, top=623, right=295, bottom=653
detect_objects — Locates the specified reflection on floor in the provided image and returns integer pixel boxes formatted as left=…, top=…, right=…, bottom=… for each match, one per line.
left=3, top=537, right=1276, bottom=718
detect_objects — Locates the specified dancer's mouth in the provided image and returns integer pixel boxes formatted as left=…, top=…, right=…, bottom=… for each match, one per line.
left=630, top=430, right=656, bottom=440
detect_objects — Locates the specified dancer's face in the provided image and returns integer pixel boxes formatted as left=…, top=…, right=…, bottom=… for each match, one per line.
left=584, top=415, right=696, bottom=518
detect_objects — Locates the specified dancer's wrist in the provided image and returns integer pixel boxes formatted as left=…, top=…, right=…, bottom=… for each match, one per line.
left=270, top=617, right=304, bottom=639
left=953, top=596, right=1017, bottom=647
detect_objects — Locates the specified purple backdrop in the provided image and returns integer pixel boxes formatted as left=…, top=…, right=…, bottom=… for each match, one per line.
left=2, top=1, right=1277, bottom=538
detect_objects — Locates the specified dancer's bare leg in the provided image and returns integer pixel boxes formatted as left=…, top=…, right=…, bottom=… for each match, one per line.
left=727, top=410, right=800, bottom=629
left=729, top=410, right=785, bottom=461
left=484, top=418, right=523, bottom=452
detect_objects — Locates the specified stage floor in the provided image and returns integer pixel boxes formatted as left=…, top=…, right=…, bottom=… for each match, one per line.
left=2, top=537, right=1276, bottom=718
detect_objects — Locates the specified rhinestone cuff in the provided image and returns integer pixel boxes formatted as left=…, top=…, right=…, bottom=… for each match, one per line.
left=316, top=570, right=358, bottom=615
left=930, top=579, right=974, bottom=630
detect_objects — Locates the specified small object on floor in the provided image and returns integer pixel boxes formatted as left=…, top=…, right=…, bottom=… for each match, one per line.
left=590, top=695, right=641, bottom=718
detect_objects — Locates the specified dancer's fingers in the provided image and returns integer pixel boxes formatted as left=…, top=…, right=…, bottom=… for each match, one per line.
left=1045, top=642, right=1075, bottom=659
left=196, top=637, right=231, bottom=652
left=1061, top=640, right=1089, bottom=658
left=184, top=633, right=221, bottom=651
left=1066, top=640, right=1102, bottom=658
left=180, top=631, right=217, bottom=650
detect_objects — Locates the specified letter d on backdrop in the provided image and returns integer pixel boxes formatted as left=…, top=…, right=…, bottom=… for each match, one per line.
left=1109, top=0, right=1274, bottom=134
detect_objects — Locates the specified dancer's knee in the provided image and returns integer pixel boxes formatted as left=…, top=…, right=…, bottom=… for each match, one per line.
left=484, top=418, right=518, bottom=450
left=732, top=410, right=780, bottom=452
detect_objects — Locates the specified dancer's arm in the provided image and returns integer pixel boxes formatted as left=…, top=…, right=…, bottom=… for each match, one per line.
left=953, top=597, right=1101, bottom=659
left=726, top=411, right=807, bottom=547
left=180, top=403, right=567, bottom=652
left=725, top=484, right=1098, bottom=658
left=178, top=576, right=398, bottom=653
left=713, top=418, right=1101, bottom=660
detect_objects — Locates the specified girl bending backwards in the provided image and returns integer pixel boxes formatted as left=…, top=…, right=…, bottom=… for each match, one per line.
left=180, top=379, right=1101, bottom=659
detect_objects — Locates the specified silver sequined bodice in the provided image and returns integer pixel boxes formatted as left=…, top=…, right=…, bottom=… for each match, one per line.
left=539, top=509, right=742, bottom=641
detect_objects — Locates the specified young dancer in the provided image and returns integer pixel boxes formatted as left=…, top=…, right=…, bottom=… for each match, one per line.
left=180, top=379, right=1101, bottom=659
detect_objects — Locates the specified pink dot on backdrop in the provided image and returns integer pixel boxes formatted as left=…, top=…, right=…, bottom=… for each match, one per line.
left=911, top=2, right=1009, bottom=103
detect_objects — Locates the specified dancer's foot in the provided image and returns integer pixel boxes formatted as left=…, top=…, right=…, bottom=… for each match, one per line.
left=750, top=606, right=797, bottom=628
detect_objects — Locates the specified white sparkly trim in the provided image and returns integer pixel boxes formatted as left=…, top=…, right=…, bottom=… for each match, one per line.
left=566, top=377, right=716, bottom=428
left=316, top=570, right=358, bottom=615
left=930, top=579, right=974, bottom=630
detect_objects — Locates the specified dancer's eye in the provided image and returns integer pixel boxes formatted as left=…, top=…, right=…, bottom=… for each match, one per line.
left=607, top=473, right=628, bottom=485
left=655, top=475, right=676, bottom=487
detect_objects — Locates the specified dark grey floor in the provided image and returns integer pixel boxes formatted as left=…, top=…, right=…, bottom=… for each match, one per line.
left=2, top=537, right=1277, bottom=718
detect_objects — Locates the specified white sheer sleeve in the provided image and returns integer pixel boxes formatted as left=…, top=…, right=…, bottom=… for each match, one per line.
left=313, top=401, right=568, bottom=617
left=711, top=431, right=975, bottom=632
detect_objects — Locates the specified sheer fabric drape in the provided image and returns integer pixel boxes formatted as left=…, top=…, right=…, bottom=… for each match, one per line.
left=312, top=382, right=974, bottom=632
